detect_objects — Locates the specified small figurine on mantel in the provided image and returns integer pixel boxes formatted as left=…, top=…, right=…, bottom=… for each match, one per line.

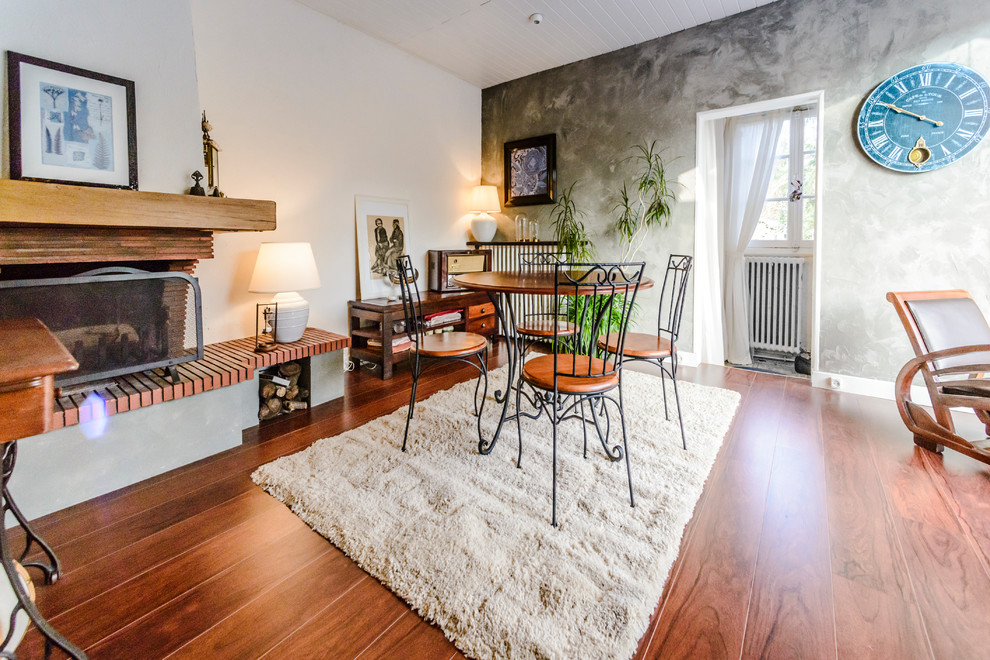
left=201, top=111, right=224, bottom=197
left=189, top=170, right=206, bottom=196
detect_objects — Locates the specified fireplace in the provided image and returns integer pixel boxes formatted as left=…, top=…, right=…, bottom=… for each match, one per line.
left=0, top=267, right=203, bottom=387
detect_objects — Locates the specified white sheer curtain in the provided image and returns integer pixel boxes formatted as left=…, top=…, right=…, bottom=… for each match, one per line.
left=720, top=110, right=788, bottom=365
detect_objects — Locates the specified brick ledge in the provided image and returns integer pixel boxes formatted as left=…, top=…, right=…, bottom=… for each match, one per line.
left=52, top=328, right=349, bottom=429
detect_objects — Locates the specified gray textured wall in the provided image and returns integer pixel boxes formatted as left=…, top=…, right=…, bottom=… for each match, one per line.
left=481, top=0, right=990, bottom=382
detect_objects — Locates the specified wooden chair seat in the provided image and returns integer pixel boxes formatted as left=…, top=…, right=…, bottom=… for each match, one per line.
left=517, top=318, right=576, bottom=337
left=941, top=378, right=990, bottom=397
left=417, top=331, right=488, bottom=358
left=598, top=331, right=674, bottom=358
left=522, top=354, right=619, bottom=394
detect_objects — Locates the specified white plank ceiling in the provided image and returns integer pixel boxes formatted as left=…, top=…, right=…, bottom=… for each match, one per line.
left=296, top=0, right=780, bottom=88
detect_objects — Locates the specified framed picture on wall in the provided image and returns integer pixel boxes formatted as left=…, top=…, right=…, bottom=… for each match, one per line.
left=503, top=133, right=556, bottom=206
left=355, top=196, right=413, bottom=300
left=6, top=51, right=138, bottom=189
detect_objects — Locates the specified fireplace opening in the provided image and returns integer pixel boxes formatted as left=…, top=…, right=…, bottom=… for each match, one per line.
left=0, top=267, right=203, bottom=387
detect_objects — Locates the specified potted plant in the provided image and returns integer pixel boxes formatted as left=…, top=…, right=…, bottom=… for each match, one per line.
left=549, top=182, right=594, bottom=261
left=613, top=141, right=676, bottom=262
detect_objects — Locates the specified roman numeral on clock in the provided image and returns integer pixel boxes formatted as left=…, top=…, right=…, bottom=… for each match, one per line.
left=893, top=82, right=908, bottom=94
left=888, top=146, right=904, bottom=161
left=964, top=109, right=984, bottom=118
left=872, top=134, right=890, bottom=148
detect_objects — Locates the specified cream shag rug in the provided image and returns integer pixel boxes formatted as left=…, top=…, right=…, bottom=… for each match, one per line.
left=253, top=367, right=740, bottom=660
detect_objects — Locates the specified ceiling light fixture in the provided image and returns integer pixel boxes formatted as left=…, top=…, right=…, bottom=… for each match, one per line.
left=528, top=13, right=543, bottom=25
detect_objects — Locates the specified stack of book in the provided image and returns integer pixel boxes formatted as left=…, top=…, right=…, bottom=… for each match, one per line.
left=424, top=309, right=462, bottom=328
left=368, top=335, right=413, bottom=353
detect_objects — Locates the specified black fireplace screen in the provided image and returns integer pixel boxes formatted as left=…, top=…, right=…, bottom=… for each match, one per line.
left=0, top=267, right=203, bottom=387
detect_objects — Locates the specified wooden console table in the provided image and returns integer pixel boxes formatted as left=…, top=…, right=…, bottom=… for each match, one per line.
left=0, top=319, right=86, bottom=658
left=348, top=291, right=496, bottom=379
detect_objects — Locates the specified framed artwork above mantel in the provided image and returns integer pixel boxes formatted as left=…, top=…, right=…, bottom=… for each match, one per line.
left=503, top=134, right=556, bottom=206
left=6, top=51, right=138, bottom=190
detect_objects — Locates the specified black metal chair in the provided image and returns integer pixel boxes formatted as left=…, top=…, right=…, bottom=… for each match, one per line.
left=395, top=255, right=489, bottom=452
left=515, top=251, right=576, bottom=354
left=598, top=254, right=693, bottom=450
left=518, top=261, right=646, bottom=527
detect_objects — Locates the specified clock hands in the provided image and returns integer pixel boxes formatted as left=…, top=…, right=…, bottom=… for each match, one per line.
left=878, top=102, right=944, bottom=126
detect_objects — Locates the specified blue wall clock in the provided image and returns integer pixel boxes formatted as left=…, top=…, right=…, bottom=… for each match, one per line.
left=857, top=62, right=990, bottom=172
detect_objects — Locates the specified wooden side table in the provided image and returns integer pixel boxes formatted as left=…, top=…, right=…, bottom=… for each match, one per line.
left=348, top=290, right=496, bottom=379
left=0, top=318, right=86, bottom=658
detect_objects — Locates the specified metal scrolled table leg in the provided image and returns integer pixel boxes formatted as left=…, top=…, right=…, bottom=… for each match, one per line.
left=479, top=290, right=518, bottom=455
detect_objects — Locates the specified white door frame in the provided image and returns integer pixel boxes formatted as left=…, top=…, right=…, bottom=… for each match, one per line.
left=693, top=90, right=825, bottom=374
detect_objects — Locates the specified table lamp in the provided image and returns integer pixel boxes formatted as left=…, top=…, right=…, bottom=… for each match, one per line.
left=469, top=185, right=500, bottom=242
left=248, top=242, right=321, bottom=344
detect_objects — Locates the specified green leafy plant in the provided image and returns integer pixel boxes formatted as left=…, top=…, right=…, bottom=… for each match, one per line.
left=547, top=182, right=647, bottom=355
left=613, top=141, right=676, bottom=262
left=549, top=182, right=595, bottom=262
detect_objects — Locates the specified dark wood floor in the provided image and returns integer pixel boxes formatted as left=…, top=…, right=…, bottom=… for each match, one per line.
left=13, top=343, right=990, bottom=658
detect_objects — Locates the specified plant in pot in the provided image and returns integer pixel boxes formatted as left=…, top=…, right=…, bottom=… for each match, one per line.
left=612, top=141, right=676, bottom=262
left=548, top=142, right=677, bottom=353
left=548, top=183, right=631, bottom=353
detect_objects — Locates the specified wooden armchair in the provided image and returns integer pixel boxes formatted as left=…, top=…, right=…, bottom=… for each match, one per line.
left=886, top=290, right=990, bottom=463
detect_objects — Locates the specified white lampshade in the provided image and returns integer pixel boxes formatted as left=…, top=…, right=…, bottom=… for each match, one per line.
left=249, top=242, right=321, bottom=343
left=469, top=185, right=501, bottom=242
left=469, top=185, right=501, bottom=213
left=248, top=242, right=321, bottom=293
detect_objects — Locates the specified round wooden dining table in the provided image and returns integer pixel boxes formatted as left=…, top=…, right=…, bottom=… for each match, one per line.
left=452, top=269, right=653, bottom=456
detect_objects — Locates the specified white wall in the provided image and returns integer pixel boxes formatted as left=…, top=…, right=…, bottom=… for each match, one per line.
left=1, top=0, right=481, bottom=345
left=0, top=0, right=202, bottom=190
left=190, top=0, right=482, bottom=342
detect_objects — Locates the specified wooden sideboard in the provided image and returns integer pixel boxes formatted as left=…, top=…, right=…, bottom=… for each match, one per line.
left=348, top=290, right=496, bottom=379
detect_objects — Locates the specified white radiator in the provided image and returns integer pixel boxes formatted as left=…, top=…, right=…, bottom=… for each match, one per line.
left=745, top=256, right=806, bottom=355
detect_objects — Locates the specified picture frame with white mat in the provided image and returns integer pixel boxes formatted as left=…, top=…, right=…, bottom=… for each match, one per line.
left=354, top=196, right=414, bottom=300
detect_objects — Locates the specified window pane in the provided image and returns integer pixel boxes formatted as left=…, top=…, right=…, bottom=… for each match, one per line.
left=767, top=156, right=790, bottom=198
left=776, top=119, right=791, bottom=156
left=802, top=197, right=816, bottom=240
left=753, top=200, right=789, bottom=241
left=803, top=151, right=817, bottom=195
left=803, top=116, right=817, bottom=152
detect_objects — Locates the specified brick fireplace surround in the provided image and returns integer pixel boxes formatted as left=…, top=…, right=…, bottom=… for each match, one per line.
left=0, top=179, right=348, bottom=520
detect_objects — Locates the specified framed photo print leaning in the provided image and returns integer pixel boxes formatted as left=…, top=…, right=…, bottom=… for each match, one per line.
left=355, top=196, right=413, bottom=300
left=503, top=133, right=556, bottom=206
left=7, top=51, right=138, bottom=189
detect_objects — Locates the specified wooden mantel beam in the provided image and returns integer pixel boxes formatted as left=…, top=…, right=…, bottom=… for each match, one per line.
left=0, top=179, right=276, bottom=232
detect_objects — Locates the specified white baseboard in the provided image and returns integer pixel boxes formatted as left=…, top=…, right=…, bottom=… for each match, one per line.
left=678, top=351, right=700, bottom=367
left=811, top=369, right=931, bottom=406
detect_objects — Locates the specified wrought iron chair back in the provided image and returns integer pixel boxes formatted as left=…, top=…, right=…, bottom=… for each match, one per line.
left=657, top=255, right=693, bottom=341
left=552, top=262, right=646, bottom=381
left=395, top=255, right=423, bottom=345
left=518, top=251, right=565, bottom=270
